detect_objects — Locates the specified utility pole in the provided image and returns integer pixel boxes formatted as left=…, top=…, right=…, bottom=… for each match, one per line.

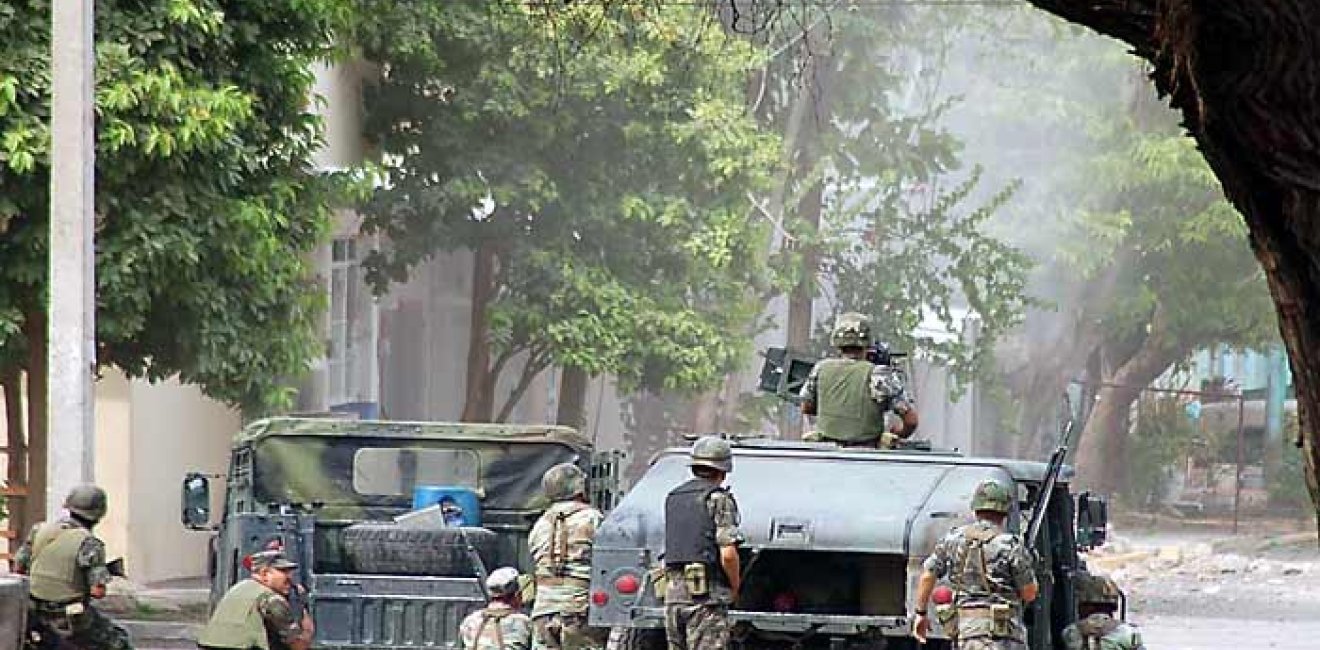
left=47, top=0, right=97, bottom=516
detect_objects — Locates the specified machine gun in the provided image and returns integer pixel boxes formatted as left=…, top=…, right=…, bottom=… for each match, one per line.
left=756, top=344, right=907, bottom=404
left=1024, top=403, right=1075, bottom=551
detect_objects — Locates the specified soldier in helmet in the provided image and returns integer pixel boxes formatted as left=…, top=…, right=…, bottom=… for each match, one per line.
left=912, top=479, right=1038, bottom=649
left=460, top=567, right=534, bottom=650
left=197, top=549, right=315, bottom=650
left=663, top=436, right=745, bottom=650
left=528, top=463, right=607, bottom=650
left=799, top=311, right=919, bottom=448
left=14, top=484, right=134, bottom=650
left=1062, top=573, right=1144, bottom=650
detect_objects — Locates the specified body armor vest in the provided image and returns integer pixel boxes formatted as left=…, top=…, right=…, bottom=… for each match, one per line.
left=664, top=479, right=719, bottom=567
left=197, top=579, right=277, bottom=650
left=28, top=521, right=92, bottom=604
left=814, top=359, right=885, bottom=442
left=466, top=607, right=511, bottom=650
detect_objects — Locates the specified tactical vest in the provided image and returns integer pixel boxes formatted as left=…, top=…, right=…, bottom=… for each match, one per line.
left=664, top=479, right=719, bottom=567
left=813, top=359, right=885, bottom=442
left=28, top=521, right=92, bottom=604
left=537, top=501, right=593, bottom=581
left=197, top=579, right=277, bottom=650
left=465, top=607, right=511, bottom=650
left=952, top=523, right=1003, bottom=599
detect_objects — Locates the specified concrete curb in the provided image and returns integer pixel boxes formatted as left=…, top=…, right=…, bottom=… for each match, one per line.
left=121, top=620, right=201, bottom=643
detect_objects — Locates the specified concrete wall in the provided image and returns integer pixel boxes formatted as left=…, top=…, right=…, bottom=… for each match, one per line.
left=124, top=375, right=237, bottom=582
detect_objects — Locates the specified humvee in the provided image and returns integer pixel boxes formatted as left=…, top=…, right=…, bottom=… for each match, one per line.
left=181, top=417, right=621, bottom=650
left=589, top=439, right=1108, bottom=650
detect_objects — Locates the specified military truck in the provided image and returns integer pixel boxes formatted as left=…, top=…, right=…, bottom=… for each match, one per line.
left=181, top=417, right=621, bottom=650
left=588, top=439, right=1109, bottom=650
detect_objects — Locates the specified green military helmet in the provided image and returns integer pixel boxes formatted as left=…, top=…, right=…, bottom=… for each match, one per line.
left=689, top=435, right=733, bottom=473
left=1076, top=573, right=1122, bottom=606
left=541, top=463, right=588, bottom=501
left=830, top=312, right=873, bottom=349
left=970, top=479, right=1012, bottom=514
left=64, top=484, right=108, bottom=522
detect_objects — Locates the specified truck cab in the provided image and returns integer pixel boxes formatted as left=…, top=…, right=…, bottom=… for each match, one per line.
left=589, top=439, right=1107, bottom=650
left=182, top=417, right=621, bottom=650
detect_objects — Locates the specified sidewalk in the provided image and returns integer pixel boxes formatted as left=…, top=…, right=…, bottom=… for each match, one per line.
left=102, top=577, right=210, bottom=646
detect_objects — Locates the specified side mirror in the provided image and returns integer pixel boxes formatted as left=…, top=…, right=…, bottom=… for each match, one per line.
left=1075, top=491, right=1108, bottom=550
left=181, top=472, right=213, bottom=530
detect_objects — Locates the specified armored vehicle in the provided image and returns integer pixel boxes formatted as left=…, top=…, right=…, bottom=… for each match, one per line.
left=589, top=439, right=1108, bottom=650
left=181, top=417, right=620, bottom=650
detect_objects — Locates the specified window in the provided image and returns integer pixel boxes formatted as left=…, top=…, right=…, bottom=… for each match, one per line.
left=352, top=448, right=481, bottom=496
left=328, top=238, right=359, bottom=404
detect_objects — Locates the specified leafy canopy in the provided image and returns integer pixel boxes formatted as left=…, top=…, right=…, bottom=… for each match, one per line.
left=357, top=1, right=780, bottom=393
left=0, top=0, right=357, bottom=411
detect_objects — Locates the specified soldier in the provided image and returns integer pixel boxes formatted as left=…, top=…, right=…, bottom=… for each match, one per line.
left=799, top=311, right=919, bottom=448
left=1062, top=573, right=1144, bottom=650
left=197, top=549, right=314, bottom=650
left=663, top=436, right=744, bottom=650
left=912, top=479, right=1038, bottom=649
left=15, top=484, right=134, bottom=650
left=460, top=567, right=533, bottom=650
left=529, top=463, right=607, bottom=650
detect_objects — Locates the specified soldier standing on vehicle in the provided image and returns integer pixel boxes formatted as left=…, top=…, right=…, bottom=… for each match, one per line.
left=663, top=436, right=744, bottom=650
left=529, top=463, right=607, bottom=650
left=912, top=479, right=1038, bottom=648
left=799, top=312, right=919, bottom=447
left=197, top=549, right=315, bottom=650
left=1062, top=573, right=1144, bottom=650
left=460, top=568, right=534, bottom=650
left=14, top=484, right=134, bottom=650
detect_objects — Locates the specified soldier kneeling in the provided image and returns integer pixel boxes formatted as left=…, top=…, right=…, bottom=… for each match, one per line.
left=16, top=485, right=133, bottom=650
left=461, top=568, right=533, bottom=650
left=1062, top=573, right=1144, bottom=650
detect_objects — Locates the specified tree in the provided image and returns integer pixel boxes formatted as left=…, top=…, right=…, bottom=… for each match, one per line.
left=1005, top=0, right=1320, bottom=519
left=0, top=0, right=353, bottom=529
left=356, top=1, right=780, bottom=424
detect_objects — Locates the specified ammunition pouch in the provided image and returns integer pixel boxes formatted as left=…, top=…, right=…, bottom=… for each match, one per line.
left=934, top=602, right=958, bottom=639
left=682, top=563, right=709, bottom=597
left=956, top=605, right=1015, bottom=640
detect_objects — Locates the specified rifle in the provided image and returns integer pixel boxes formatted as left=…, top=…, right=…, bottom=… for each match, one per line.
left=106, top=557, right=126, bottom=579
left=1023, top=413, right=1075, bottom=551
left=757, top=345, right=908, bottom=404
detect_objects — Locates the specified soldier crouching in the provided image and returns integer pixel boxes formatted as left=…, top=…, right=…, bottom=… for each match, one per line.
left=16, top=485, right=133, bottom=650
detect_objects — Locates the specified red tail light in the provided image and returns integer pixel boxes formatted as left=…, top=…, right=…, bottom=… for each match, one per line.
left=614, top=574, right=640, bottom=595
left=591, top=591, right=609, bottom=606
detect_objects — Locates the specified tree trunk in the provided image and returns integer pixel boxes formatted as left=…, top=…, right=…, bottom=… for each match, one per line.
left=1, top=367, right=28, bottom=539
left=461, top=244, right=497, bottom=422
left=1022, top=0, right=1320, bottom=525
left=23, top=312, right=47, bottom=525
left=782, top=33, right=835, bottom=440
left=1075, top=306, right=1182, bottom=494
left=556, top=366, right=589, bottom=431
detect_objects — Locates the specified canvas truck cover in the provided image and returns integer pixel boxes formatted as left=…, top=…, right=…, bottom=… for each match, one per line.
left=595, top=445, right=1032, bottom=559
left=238, top=417, right=592, bottom=520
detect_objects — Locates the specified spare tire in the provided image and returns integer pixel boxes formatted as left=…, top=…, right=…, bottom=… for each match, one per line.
left=342, top=523, right=497, bottom=576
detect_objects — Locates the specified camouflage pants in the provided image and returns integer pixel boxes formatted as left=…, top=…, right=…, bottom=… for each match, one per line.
left=30, top=604, right=134, bottom=650
left=956, top=638, right=1026, bottom=650
left=664, top=603, right=728, bottom=650
left=532, top=613, right=608, bottom=650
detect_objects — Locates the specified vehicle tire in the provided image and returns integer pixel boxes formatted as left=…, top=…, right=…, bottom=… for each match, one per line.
left=342, top=523, right=497, bottom=576
left=608, top=628, right=666, bottom=650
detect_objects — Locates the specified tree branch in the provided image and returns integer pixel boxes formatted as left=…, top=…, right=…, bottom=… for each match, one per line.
left=495, top=346, right=553, bottom=423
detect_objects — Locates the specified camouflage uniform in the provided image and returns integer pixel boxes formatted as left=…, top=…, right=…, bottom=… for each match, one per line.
left=664, top=488, right=744, bottom=650
left=529, top=500, right=607, bottom=650
left=1062, top=614, right=1144, bottom=650
left=921, top=520, right=1036, bottom=650
left=197, top=578, right=306, bottom=650
left=461, top=602, right=533, bottom=650
left=799, top=312, right=914, bottom=446
left=17, top=517, right=133, bottom=650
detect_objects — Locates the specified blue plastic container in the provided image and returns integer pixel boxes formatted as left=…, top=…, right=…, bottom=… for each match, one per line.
left=412, top=485, right=482, bottom=527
